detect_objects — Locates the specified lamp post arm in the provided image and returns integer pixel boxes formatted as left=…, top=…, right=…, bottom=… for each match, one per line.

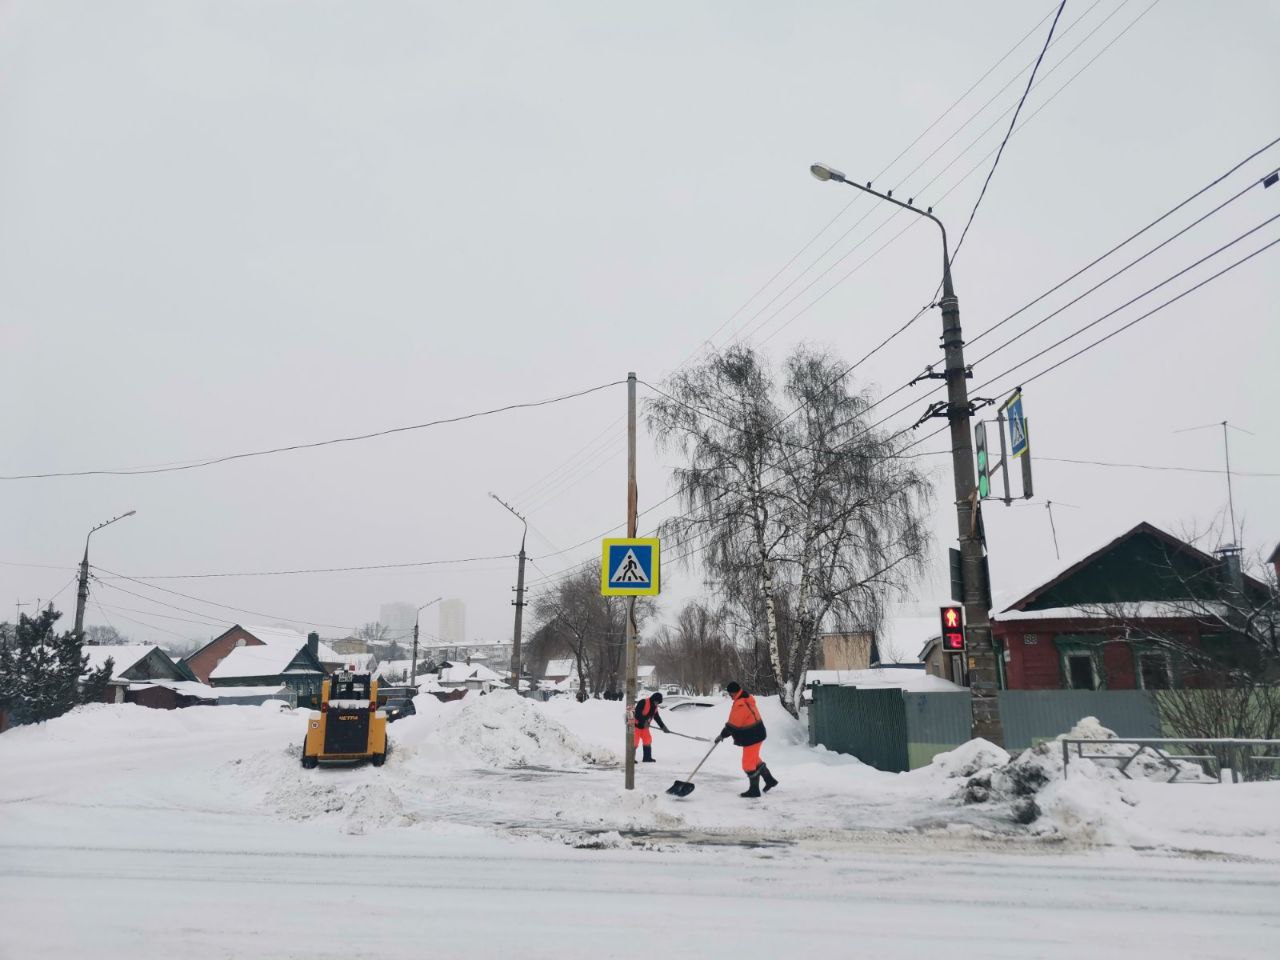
left=812, top=167, right=953, bottom=299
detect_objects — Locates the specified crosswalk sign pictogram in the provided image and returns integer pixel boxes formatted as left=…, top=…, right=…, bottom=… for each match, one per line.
left=601, top=538, right=660, bottom=596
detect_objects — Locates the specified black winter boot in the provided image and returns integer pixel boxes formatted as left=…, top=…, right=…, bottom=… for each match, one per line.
left=760, top=763, right=779, bottom=792
left=740, top=771, right=761, bottom=798
left=642, top=744, right=655, bottom=763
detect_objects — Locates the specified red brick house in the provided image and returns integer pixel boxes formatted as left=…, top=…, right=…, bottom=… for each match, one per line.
left=184, top=624, right=337, bottom=683
left=993, top=522, right=1272, bottom=691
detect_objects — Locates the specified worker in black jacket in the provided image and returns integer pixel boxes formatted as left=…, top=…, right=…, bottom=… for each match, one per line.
left=633, top=692, right=669, bottom=762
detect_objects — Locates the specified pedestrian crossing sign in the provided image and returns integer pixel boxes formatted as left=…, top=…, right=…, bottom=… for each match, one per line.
left=601, top=538, right=660, bottom=596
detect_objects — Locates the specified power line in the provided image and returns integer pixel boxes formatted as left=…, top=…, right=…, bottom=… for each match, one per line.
left=1037, top=456, right=1280, bottom=478
left=972, top=202, right=1278, bottom=369
left=981, top=233, right=1279, bottom=395
left=515, top=4, right=1127, bottom=513
left=969, top=134, right=1280, bottom=346
left=676, top=1, right=1067, bottom=367
left=734, top=0, right=1156, bottom=353
left=96, top=552, right=515, bottom=581
left=92, top=567, right=357, bottom=632
left=972, top=221, right=1280, bottom=394
left=2, top=380, right=625, bottom=481
left=951, top=0, right=1070, bottom=263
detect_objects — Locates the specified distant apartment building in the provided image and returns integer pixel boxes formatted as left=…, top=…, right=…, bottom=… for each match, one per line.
left=379, top=602, right=417, bottom=642
left=439, top=599, right=466, bottom=645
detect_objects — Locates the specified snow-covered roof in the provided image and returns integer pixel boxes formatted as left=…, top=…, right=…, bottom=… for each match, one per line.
left=993, top=601, right=1235, bottom=623
left=210, top=643, right=316, bottom=680
left=637, top=665, right=656, bottom=679
left=335, top=652, right=375, bottom=672
left=375, top=659, right=418, bottom=678
left=543, top=658, right=574, bottom=677
left=802, top=667, right=963, bottom=693
left=124, top=680, right=217, bottom=699
left=440, top=663, right=503, bottom=685
left=124, top=680, right=291, bottom=701
left=82, top=645, right=159, bottom=678
left=239, top=624, right=311, bottom=647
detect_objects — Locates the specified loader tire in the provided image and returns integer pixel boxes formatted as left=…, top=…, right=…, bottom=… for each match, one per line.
left=370, top=751, right=386, bottom=767
left=301, top=743, right=318, bottom=769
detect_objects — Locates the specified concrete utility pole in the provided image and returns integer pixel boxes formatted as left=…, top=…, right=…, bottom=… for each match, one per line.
left=74, top=510, right=136, bottom=643
left=411, top=598, right=441, bottom=687
left=623, top=371, right=640, bottom=790
left=810, top=164, right=1004, bottom=744
left=489, top=493, right=528, bottom=692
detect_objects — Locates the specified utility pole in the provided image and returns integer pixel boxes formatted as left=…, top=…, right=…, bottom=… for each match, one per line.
left=490, top=493, right=528, bottom=693
left=74, top=510, right=136, bottom=643
left=623, top=371, right=639, bottom=790
left=411, top=598, right=441, bottom=687
left=811, top=163, right=1003, bottom=744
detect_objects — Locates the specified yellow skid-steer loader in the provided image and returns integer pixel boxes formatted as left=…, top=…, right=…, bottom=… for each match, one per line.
left=301, top=672, right=388, bottom=768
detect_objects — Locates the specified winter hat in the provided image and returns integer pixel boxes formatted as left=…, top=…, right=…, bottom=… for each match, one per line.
left=651, top=692, right=663, bottom=704
left=726, top=681, right=741, bottom=695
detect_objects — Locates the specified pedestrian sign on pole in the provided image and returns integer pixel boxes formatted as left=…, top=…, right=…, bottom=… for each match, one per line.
left=601, top=538, right=660, bottom=596
left=1003, top=390, right=1028, bottom=458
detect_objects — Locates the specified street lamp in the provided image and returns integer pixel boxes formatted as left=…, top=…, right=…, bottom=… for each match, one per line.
left=489, top=492, right=528, bottom=693
left=809, top=162, right=1003, bottom=744
left=809, top=162, right=954, bottom=298
left=75, top=510, right=137, bottom=642
left=411, top=597, right=442, bottom=687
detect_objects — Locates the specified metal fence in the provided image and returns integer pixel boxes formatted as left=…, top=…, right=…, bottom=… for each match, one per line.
left=998, top=690, right=1162, bottom=750
left=809, top=685, right=908, bottom=772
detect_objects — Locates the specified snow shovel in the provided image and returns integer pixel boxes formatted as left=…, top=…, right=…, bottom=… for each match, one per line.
left=663, top=730, right=711, bottom=743
left=666, top=740, right=719, bottom=797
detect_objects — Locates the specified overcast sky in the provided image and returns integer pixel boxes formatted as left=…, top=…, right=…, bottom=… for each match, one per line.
left=2, top=0, right=1277, bottom=652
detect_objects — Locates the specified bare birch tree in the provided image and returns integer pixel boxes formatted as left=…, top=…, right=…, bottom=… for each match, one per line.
left=648, top=344, right=931, bottom=715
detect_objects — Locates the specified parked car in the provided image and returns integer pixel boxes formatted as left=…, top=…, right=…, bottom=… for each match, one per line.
left=377, top=685, right=418, bottom=723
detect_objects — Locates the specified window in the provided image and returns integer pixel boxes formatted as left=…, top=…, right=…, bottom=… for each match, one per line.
left=1138, top=653, right=1172, bottom=690
left=1067, top=654, right=1097, bottom=690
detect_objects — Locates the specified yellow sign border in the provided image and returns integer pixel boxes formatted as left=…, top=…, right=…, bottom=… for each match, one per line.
left=600, top=538, right=661, bottom=596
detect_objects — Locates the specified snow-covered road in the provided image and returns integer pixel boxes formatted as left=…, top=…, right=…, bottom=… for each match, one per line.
left=2, top=696, right=1278, bottom=958
left=5, top=829, right=1278, bottom=959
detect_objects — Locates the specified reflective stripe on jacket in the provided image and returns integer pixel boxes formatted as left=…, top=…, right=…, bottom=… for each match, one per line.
left=721, top=690, right=766, bottom=746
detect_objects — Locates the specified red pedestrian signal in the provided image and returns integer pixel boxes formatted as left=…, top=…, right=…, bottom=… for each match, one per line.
left=940, top=605, right=965, bottom=652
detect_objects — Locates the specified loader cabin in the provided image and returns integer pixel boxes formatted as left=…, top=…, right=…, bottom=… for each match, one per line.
left=301, top=672, right=388, bottom=768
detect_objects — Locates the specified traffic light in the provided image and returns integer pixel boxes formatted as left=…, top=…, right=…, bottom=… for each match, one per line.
left=940, top=605, right=965, bottom=652
left=974, top=422, right=990, bottom=498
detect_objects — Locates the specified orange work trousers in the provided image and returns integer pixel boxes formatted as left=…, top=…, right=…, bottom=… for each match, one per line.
left=740, top=742, right=762, bottom=772
left=634, top=726, right=653, bottom=748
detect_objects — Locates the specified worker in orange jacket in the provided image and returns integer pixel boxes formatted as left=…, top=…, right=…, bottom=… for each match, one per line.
left=715, top=682, right=779, bottom=798
left=633, top=691, right=669, bottom=763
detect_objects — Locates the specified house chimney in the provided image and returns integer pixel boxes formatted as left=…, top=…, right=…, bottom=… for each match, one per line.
left=1215, top=545, right=1244, bottom=593
left=307, top=631, right=319, bottom=658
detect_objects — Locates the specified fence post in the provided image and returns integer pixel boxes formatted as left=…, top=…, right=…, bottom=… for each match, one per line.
left=1062, top=739, right=1070, bottom=779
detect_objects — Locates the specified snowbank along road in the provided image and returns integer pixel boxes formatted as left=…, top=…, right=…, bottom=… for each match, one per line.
left=2, top=693, right=1278, bottom=959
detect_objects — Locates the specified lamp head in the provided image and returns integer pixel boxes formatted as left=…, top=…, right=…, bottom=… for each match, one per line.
left=809, top=163, right=846, bottom=183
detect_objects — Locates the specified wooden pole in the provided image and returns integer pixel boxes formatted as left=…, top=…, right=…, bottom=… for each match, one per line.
left=623, top=372, right=638, bottom=790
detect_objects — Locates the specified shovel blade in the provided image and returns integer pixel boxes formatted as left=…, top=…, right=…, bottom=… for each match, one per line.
left=666, top=780, right=695, bottom=797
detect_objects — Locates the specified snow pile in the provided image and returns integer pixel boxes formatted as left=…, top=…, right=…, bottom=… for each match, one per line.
left=951, top=717, right=1210, bottom=842
left=419, top=691, right=619, bottom=769
left=917, top=738, right=1010, bottom=780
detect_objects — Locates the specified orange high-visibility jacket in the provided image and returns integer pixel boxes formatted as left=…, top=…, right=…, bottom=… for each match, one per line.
left=633, top=696, right=668, bottom=732
left=721, top=690, right=766, bottom=746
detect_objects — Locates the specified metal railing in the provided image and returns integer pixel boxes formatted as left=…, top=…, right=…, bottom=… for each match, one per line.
left=1061, top=737, right=1280, bottom=783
